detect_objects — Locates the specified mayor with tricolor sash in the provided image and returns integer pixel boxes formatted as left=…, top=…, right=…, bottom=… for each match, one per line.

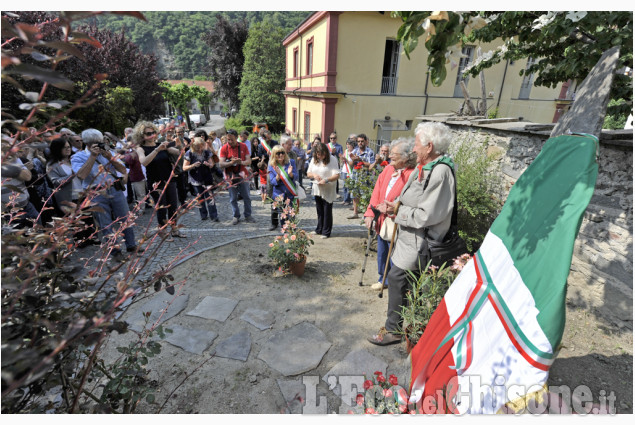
left=268, top=143, right=298, bottom=231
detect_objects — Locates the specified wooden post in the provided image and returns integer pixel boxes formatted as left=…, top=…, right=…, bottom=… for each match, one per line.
left=477, top=48, right=488, bottom=116
left=460, top=81, right=476, bottom=115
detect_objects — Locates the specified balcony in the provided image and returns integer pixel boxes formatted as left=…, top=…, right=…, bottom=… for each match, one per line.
left=381, top=76, right=397, bottom=95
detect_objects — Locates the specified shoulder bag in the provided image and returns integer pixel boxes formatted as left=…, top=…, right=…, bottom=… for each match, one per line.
left=416, top=162, right=468, bottom=270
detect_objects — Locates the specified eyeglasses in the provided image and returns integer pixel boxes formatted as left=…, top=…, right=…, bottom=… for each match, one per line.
left=330, top=136, right=337, bottom=139
left=144, top=131, right=156, bottom=136
left=275, top=152, right=285, bottom=156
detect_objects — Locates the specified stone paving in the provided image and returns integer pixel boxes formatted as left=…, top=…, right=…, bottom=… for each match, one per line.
left=107, top=178, right=403, bottom=413
left=132, top=180, right=367, bottom=280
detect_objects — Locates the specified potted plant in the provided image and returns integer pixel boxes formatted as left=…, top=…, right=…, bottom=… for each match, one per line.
left=398, top=254, right=471, bottom=352
left=268, top=196, right=314, bottom=276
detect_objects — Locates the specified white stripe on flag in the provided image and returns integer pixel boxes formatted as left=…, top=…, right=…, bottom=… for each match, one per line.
left=444, top=231, right=552, bottom=413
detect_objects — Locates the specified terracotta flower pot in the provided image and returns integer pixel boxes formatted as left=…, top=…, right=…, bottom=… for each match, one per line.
left=288, top=255, right=306, bottom=277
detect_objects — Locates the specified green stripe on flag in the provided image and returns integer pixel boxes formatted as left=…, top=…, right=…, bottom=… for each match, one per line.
left=489, top=134, right=598, bottom=349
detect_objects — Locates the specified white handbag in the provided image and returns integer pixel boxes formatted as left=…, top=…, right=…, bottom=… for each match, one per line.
left=379, top=216, right=396, bottom=240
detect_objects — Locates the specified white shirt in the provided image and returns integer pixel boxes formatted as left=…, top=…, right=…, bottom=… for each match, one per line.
left=307, top=155, right=340, bottom=203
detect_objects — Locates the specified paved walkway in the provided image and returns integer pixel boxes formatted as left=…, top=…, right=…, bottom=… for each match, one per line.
left=130, top=180, right=367, bottom=279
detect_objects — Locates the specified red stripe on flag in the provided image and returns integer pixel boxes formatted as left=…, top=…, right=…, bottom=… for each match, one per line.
left=487, top=294, right=550, bottom=372
left=409, top=299, right=458, bottom=413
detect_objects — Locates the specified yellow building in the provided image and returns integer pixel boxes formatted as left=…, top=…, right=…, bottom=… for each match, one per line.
left=282, top=11, right=572, bottom=146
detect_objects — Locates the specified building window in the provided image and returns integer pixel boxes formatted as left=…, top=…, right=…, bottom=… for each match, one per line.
left=453, top=46, right=475, bottom=97
left=292, top=108, right=297, bottom=134
left=293, top=47, right=299, bottom=78
left=519, top=57, right=537, bottom=99
left=381, top=39, right=400, bottom=95
left=306, top=37, right=314, bottom=76
left=304, top=112, right=311, bottom=143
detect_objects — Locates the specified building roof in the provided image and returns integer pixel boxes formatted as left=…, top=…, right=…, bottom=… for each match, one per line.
left=163, top=80, right=215, bottom=92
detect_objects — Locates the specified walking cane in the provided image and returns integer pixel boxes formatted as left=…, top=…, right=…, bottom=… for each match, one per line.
left=358, top=206, right=381, bottom=286
left=378, top=201, right=400, bottom=299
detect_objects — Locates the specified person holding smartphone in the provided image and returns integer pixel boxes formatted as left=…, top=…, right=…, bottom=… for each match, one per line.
left=134, top=121, right=186, bottom=241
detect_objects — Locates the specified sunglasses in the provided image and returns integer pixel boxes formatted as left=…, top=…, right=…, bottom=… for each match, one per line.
left=276, top=152, right=285, bottom=156
left=330, top=137, right=337, bottom=140
left=144, top=131, right=156, bottom=136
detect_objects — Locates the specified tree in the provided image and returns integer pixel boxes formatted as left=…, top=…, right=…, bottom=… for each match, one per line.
left=201, top=14, right=249, bottom=112
left=159, top=81, right=193, bottom=128
left=237, top=22, right=286, bottom=130
left=60, top=24, right=164, bottom=123
left=190, top=84, right=212, bottom=118
left=392, top=11, right=633, bottom=118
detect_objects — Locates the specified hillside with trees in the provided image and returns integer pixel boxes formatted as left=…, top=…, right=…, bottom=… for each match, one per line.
left=92, top=11, right=310, bottom=79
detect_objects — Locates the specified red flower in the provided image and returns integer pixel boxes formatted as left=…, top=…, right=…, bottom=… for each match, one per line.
left=354, top=162, right=363, bottom=170
left=377, top=374, right=386, bottom=384
left=365, top=407, right=377, bottom=414
left=363, top=379, right=373, bottom=390
left=383, top=388, right=393, bottom=399
left=374, top=371, right=383, bottom=376
left=389, top=374, right=398, bottom=386
left=356, top=393, right=365, bottom=406
left=381, top=161, right=389, bottom=166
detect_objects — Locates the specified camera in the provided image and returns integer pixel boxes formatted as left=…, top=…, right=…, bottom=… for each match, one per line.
left=96, top=142, right=105, bottom=150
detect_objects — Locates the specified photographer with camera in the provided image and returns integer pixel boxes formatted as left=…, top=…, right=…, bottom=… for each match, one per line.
left=71, top=128, right=141, bottom=262
left=219, top=129, right=254, bottom=225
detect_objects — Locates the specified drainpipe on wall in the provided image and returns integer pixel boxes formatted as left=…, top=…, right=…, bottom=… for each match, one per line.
left=496, top=59, right=509, bottom=111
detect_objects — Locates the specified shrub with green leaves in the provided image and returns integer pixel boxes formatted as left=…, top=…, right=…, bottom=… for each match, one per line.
left=450, top=135, right=502, bottom=252
left=344, top=167, right=381, bottom=214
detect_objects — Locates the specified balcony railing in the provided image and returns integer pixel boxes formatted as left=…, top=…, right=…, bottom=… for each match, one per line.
left=381, top=76, right=397, bottom=95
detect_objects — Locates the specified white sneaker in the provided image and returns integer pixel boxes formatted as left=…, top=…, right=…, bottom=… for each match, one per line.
left=320, top=235, right=328, bottom=239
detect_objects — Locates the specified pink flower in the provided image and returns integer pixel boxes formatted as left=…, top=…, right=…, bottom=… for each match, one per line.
left=276, top=236, right=282, bottom=240
left=365, top=408, right=377, bottom=414
left=290, top=235, right=296, bottom=241
left=356, top=394, right=364, bottom=406
left=281, top=213, right=287, bottom=219
left=294, top=253, right=300, bottom=259
left=388, top=374, right=398, bottom=386
left=269, top=243, right=274, bottom=247
left=383, top=388, right=393, bottom=399
left=284, top=233, right=289, bottom=238
left=286, top=249, right=290, bottom=254
left=363, top=379, right=373, bottom=390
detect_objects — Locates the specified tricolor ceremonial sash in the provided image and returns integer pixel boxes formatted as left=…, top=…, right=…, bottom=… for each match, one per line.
left=260, top=138, right=272, bottom=156
left=327, top=142, right=334, bottom=154
left=343, top=149, right=351, bottom=174
left=408, top=134, right=599, bottom=414
left=276, top=164, right=297, bottom=197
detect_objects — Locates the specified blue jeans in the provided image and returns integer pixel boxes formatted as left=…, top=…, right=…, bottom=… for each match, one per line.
left=93, top=187, right=136, bottom=249
left=377, top=234, right=392, bottom=286
left=341, top=172, right=352, bottom=202
left=194, top=185, right=218, bottom=219
left=228, top=180, right=252, bottom=219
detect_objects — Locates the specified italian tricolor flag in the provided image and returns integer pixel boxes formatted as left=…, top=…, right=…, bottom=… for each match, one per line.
left=408, top=134, right=599, bottom=414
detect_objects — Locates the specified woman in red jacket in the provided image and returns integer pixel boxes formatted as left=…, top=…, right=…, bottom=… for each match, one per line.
left=364, top=137, right=417, bottom=291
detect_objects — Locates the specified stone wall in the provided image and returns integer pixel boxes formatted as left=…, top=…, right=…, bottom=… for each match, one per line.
left=434, top=118, right=633, bottom=329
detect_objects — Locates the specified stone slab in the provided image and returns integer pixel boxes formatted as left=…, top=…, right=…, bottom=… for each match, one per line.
left=322, top=349, right=388, bottom=399
left=551, top=46, right=620, bottom=138
left=128, top=292, right=189, bottom=332
left=186, top=296, right=238, bottom=322
left=214, top=330, right=251, bottom=362
left=240, top=308, right=275, bottom=330
left=163, top=325, right=217, bottom=355
left=258, top=322, right=331, bottom=376
left=276, top=378, right=306, bottom=414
